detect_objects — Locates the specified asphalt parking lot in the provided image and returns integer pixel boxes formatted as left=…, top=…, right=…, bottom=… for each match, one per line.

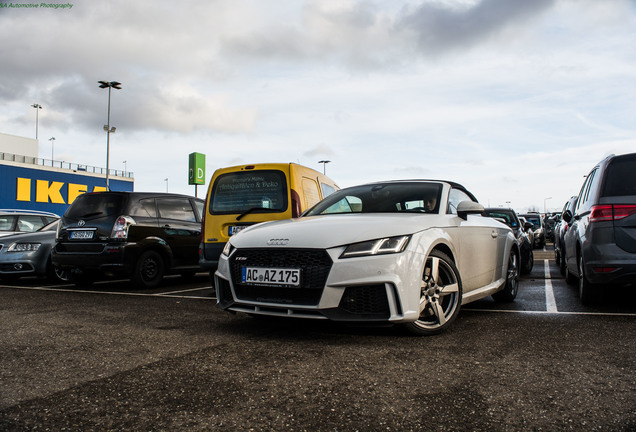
left=1, top=248, right=635, bottom=431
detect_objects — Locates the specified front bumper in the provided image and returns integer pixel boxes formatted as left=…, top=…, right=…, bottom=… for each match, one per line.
left=0, top=249, right=50, bottom=277
left=215, top=246, right=424, bottom=323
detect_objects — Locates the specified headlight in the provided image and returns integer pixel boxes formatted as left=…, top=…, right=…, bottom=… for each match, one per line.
left=340, top=235, right=410, bottom=258
left=7, top=243, right=42, bottom=252
left=222, top=241, right=234, bottom=257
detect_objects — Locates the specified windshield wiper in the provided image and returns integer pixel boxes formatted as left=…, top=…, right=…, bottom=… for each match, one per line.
left=236, top=207, right=269, bottom=221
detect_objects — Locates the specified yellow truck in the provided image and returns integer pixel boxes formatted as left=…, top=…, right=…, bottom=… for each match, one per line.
left=199, top=163, right=339, bottom=274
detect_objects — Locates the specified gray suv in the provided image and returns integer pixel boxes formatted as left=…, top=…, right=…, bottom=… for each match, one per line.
left=562, top=153, right=636, bottom=304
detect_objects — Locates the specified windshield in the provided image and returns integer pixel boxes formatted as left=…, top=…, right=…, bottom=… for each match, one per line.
left=210, top=170, right=288, bottom=214
left=523, top=215, right=541, bottom=229
left=305, top=182, right=443, bottom=216
left=483, top=210, right=518, bottom=228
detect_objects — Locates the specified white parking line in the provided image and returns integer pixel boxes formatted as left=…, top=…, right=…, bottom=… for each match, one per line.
left=544, top=259, right=558, bottom=313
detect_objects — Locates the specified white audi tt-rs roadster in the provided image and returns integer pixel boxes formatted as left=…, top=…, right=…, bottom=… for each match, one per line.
left=214, top=180, right=520, bottom=335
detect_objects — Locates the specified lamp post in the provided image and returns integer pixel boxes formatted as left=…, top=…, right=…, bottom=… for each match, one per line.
left=318, top=160, right=331, bottom=175
left=544, top=197, right=552, bottom=214
left=31, top=104, right=42, bottom=139
left=48, top=137, right=55, bottom=163
left=98, top=81, right=122, bottom=190
left=123, top=160, right=127, bottom=176
left=164, top=178, right=169, bottom=192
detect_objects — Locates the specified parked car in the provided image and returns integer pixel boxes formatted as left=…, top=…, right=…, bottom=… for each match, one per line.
left=215, top=180, right=520, bottom=336
left=562, top=153, right=636, bottom=304
left=544, top=214, right=557, bottom=243
left=554, top=196, right=577, bottom=275
left=518, top=216, right=535, bottom=249
left=0, top=210, right=59, bottom=237
left=52, top=192, right=204, bottom=288
left=0, top=220, right=69, bottom=283
left=519, top=212, right=545, bottom=249
left=483, top=207, right=534, bottom=274
left=200, top=163, right=339, bottom=276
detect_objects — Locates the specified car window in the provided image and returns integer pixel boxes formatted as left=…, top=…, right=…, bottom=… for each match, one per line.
left=306, top=182, right=443, bottom=215
left=321, top=196, right=363, bottom=214
left=66, top=194, right=124, bottom=219
left=484, top=210, right=517, bottom=227
left=575, top=168, right=600, bottom=214
left=193, top=199, right=204, bottom=220
left=130, top=198, right=157, bottom=218
left=447, top=188, right=473, bottom=215
left=601, top=155, right=636, bottom=197
left=18, top=215, right=46, bottom=232
left=321, top=183, right=337, bottom=198
left=0, top=215, right=16, bottom=231
left=157, top=198, right=197, bottom=222
left=211, top=170, right=288, bottom=214
left=523, top=215, right=542, bottom=229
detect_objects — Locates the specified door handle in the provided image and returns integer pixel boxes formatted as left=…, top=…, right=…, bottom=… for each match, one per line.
left=491, top=230, right=498, bottom=238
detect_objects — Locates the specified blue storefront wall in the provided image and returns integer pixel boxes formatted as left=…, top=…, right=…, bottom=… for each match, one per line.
left=0, top=163, right=134, bottom=216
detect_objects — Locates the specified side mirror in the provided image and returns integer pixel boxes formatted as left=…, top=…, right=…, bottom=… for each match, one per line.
left=562, top=210, right=572, bottom=223
left=457, top=201, right=485, bottom=220
left=524, top=222, right=534, bottom=231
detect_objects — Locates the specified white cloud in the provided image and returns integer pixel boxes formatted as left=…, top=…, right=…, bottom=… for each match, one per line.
left=0, top=0, right=635, bottom=212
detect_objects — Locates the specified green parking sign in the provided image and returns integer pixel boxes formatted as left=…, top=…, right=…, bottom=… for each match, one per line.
left=188, top=152, right=206, bottom=185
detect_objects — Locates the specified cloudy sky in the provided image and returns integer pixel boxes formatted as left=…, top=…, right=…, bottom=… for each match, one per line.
left=1, top=0, right=635, bottom=212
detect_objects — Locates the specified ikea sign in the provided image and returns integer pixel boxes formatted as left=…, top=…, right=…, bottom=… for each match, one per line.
left=0, top=162, right=133, bottom=215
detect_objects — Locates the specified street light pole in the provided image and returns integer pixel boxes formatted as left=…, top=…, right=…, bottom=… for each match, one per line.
left=48, top=137, right=55, bottom=163
left=544, top=197, right=552, bottom=214
left=98, top=81, right=122, bottom=190
left=31, top=104, right=42, bottom=139
left=318, top=160, right=331, bottom=175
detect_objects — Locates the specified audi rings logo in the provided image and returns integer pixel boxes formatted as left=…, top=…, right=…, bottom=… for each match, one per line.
left=78, top=220, right=86, bottom=227
left=267, top=238, right=289, bottom=246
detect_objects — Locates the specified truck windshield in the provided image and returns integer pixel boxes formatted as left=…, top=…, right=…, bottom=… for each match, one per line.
left=210, top=170, right=288, bottom=214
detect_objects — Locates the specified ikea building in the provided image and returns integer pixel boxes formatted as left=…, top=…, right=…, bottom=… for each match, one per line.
left=0, top=132, right=134, bottom=216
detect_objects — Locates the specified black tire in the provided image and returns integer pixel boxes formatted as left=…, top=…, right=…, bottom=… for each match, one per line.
left=402, top=250, right=462, bottom=336
left=521, top=250, right=534, bottom=275
left=46, top=261, right=71, bottom=283
left=493, top=248, right=519, bottom=302
left=133, top=250, right=164, bottom=288
left=578, top=255, right=600, bottom=305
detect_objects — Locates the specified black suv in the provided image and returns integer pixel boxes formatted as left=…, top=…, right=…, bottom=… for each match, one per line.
left=52, top=192, right=204, bottom=288
left=562, top=153, right=636, bottom=304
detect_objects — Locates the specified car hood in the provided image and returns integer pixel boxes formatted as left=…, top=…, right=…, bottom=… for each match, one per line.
left=229, top=214, right=453, bottom=249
